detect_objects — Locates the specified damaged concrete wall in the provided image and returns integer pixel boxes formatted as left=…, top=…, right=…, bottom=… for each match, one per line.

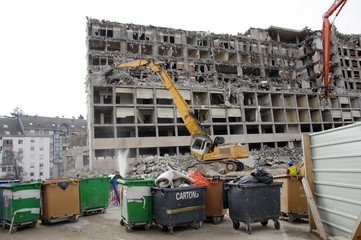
left=63, top=132, right=89, bottom=176
left=85, top=18, right=361, bottom=171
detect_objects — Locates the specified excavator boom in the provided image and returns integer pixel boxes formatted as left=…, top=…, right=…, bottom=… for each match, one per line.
left=113, top=59, right=207, bottom=137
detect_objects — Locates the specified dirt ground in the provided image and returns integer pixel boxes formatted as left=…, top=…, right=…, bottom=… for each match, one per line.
left=0, top=206, right=320, bottom=240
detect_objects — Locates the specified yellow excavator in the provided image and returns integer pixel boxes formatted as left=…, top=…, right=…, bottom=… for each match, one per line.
left=112, top=59, right=249, bottom=173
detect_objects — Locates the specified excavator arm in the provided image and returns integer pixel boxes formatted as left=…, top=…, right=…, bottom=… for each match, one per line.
left=112, top=59, right=208, bottom=137
left=112, top=59, right=249, bottom=172
left=321, top=0, right=348, bottom=101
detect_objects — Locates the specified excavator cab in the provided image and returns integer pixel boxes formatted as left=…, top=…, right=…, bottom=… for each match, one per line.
left=190, top=135, right=213, bottom=159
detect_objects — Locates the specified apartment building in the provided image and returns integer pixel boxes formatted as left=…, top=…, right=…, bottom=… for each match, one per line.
left=0, top=115, right=87, bottom=179
left=0, top=118, right=49, bottom=180
left=86, top=18, right=361, bottom=170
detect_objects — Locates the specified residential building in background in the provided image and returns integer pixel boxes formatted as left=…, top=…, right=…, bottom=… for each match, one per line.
left=0, top=115, right=87, bottom=179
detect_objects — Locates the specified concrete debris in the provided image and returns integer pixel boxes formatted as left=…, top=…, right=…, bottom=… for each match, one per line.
left=124, top=146, right=303, bottom=178
left=64, top=167, right=106, bottom=178
left=64, top=146, right=303, bottom=179
left=251, top=146, right=303, bottom=168
left=127, top=155, right=200, bottom=178
left=125, top=147, right=303, bottom=179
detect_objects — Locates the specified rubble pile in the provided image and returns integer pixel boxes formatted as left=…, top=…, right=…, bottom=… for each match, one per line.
left=64, top=167, right=106, bottom=178
left=251, top=146, right=303, bottom=168
left=127, top=155, right=200, bottom=178
left=127, top=146, right=304, bottom=178
left=64, top=147, right=303, bottom=179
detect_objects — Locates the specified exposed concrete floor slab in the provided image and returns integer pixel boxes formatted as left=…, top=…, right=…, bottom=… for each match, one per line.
left=0, top=207, right=320, bottom=240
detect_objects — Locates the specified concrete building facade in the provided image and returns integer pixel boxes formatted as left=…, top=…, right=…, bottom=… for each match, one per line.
left=86, top=18, right=361, bottom=170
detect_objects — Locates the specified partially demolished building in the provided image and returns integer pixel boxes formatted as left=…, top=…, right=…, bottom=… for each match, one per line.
left=86, top=18, right=361, bottom=170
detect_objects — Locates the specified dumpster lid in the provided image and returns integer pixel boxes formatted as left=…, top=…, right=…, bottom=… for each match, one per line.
left=227, top=181, right=283, bottom=188
left=118, top=178, right=155, bottom=186
left=0, top=181, right=42, bottom=190
left=273, top=174, right=304, bottom=180
left=151, top=185, right=207, bottom=192
left=43, top=178, right=80, bottom=184
left=80, top=176, right=111, bottom=181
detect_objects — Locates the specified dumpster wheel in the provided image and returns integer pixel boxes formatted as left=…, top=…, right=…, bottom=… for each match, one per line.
left=261, top=220, right=268, bottom=226
left=245, top=223, right=252, bottom=234
left=10, top=226, right=17, bottom=233
left=41, top=219, right=50, bottom=225
left=120, top=219, right=125, bottom=226
left=144, top=223, right=151, bottom=231
left=213, top=216, right=223, bottom=224
left=274, top=219, right=281, bottom=230
left=159, top=224, right=167, bottom=231
left=30, top=221, right=38, bottom=228
left=125, top=225, right=132, bottom=232
left=288, top=214, right=294, bottom=223
left=70, top=215, right=79, bottom=223
left=232, top=220, right=240, bottom=229
left=193, top=221, right=202, bottom=230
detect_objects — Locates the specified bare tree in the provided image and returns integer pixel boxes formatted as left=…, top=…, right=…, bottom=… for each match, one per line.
left=10, top=107, right=25, bottom=118
left=0, top=150, right=25, bottom=181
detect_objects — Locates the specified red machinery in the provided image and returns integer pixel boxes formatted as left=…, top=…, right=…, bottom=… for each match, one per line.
left=321, top=0, right=348, bottom=102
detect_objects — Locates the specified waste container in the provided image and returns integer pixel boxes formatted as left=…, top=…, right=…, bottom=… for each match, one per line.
left=0, top=180, right=19, bottom=224
left=152, top=185, right=207, bottom=234
left=41, top=178, right=80, bottom=224
left=1, top=181, right=42, bottom=233
left=205, top=176, right=227, bottom=224
left=273, top=174, right=308, bottom=222
left=226, top=181, right=283, bottom=234
left=0, top=187, right=3, bottom=224
left=79, top=176, right=110, bottom=215
left=118, top=178, right=155, bottom=232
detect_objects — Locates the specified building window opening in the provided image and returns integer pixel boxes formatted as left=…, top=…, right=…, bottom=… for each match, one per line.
left=196, top=76, right=205, bottom=83
left=83, top=155, right=90, bottom=166
left=99, top=29, right=113, bottom=38
left=133, top=33, right=138, bottom=40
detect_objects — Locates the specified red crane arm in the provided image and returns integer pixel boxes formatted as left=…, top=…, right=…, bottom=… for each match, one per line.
left=322, top=0, right=348, bottom=89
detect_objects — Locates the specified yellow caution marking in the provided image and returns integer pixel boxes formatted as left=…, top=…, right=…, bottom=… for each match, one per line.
left=166, top=205, right=205, bottom=214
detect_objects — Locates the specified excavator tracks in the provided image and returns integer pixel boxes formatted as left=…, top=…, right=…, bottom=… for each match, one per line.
left=187, top=160, right=245, bottom=175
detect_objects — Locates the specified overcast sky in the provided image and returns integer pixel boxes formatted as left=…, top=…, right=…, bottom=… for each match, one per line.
left=0, top=0, right=360, bottom=119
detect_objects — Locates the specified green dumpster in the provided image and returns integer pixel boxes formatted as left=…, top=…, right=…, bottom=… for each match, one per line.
left=80, top=176, right=110, bottom=215
left=0, top=187, right=4, bottom=223
left=118, top=178, right=155, bottom=232
left=0, top=180, right=20, bottom=224
left=1, top=181, right=41, bottom=232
